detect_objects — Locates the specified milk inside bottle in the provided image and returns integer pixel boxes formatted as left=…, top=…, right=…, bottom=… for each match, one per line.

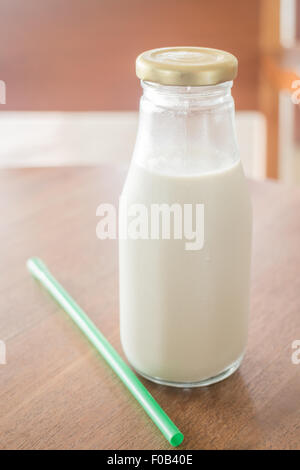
left=119, top=47, right=252, bottom=387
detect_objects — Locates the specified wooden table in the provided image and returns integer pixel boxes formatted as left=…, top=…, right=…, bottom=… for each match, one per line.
left=0, top=166, right=299, bottom=450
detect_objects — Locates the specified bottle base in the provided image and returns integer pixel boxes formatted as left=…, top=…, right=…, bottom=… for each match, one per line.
left=131, top=354, right=244, bottom=388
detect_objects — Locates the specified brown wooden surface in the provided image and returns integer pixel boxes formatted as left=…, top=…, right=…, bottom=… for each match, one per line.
left=0, top=166, right=300, bottom=450
left=0, top=0, right=261, bottom=111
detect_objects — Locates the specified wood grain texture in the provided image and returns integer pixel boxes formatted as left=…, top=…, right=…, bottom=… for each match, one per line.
left=0, top=166, right=300, bottom=450
left=0, top=0, right=261, bottom=111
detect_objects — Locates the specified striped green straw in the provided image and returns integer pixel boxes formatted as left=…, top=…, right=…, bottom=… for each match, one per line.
left=27, top=257, right=184, bottom=447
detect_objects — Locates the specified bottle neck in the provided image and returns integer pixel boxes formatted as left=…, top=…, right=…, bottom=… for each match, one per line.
left=142, top=80, right=234, bottom=109
left=133, top=80, right=239, bottom=175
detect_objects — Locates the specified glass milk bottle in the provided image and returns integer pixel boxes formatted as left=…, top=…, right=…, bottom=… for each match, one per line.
left=119, top=47, right=252, bottom=387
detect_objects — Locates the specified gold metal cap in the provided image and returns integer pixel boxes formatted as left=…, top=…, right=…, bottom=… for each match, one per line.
left=136, top=47, right=238, bottom=86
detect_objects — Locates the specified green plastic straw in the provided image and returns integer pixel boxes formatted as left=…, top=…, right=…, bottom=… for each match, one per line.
left=27, top=257, right=184, bottom=447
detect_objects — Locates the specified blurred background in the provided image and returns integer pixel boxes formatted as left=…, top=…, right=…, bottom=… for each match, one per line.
left=0, top=0, right=299, bottom=183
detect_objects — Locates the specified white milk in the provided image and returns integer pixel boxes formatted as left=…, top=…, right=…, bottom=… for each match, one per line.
left=119, top=159, right=252, bottom=384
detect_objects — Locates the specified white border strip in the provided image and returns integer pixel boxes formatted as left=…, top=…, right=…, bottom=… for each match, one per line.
left=280, top=0, right=297, bottom=47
